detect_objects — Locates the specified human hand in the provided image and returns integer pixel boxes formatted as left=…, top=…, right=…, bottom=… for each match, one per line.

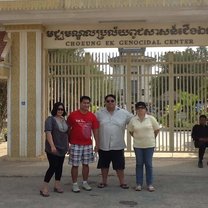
left=94, top=145, right=99, bottom=153
left=67, top=145, right=71, bottom=155
left=51, top=146, right=57, bottom=154
left=199, top=138, right=208, bottom=142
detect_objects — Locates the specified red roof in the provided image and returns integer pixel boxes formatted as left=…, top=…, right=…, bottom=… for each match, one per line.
left=0, top=31, right=7, bottom=62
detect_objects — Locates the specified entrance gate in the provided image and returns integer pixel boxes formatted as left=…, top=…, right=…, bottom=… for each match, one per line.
left=47, top=49, right=208, bottom=154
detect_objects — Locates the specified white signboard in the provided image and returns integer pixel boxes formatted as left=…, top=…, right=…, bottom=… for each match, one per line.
left=44, top=23, right=208, bottom=48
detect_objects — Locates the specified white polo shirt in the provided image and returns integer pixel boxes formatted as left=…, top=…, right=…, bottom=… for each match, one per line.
left=96, top=107, right=133, bottom=151
left=127, top=114, right=160, bottom=148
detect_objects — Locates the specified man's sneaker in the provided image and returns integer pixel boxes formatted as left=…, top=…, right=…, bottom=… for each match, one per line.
left=198, top=161, right=203, bottom=168
left=82, top=182, right=92, bottom=191
left=72, top=183, right=80, bottom=193
left=147, top=185, right=155, bottom=192
left=135, top=185, right=142, bottom=191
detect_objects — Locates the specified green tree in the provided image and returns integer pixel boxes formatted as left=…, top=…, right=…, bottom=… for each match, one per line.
left=48, top=49, right=113, bottom=112
left=151, top=47, right=208, bottom=127
left=160, top=91, right=199, bottom=128
left=0, top=80, right=7, bottom=134
left=152, top=47, right=208, bottom=98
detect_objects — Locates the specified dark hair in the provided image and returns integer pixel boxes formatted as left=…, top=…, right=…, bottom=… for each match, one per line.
left=80, top=96, right=91, bottom=102
left=199, top=114, right=207, bottom=119
left=135, top=101, right=147, bottom=110
left=105, top=94, right=116, bottom=101
left=51, top=102, right=67, bottom=117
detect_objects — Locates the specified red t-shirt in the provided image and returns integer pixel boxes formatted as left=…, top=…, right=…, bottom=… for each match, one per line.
left=67, top=110, right=99, bottom=145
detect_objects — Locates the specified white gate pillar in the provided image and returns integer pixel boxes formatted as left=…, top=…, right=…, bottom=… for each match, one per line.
left=6, top=25, right=45, bottom=158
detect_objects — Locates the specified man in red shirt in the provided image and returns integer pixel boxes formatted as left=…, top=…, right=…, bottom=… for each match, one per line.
left=67, top=96, right=99, bottom=192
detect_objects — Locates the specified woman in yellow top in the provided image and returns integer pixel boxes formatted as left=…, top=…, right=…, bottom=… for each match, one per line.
left=128, top=102, right=160, bottom=192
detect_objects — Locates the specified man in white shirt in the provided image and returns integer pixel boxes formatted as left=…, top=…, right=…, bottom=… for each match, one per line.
left=96, top=94, right=133, bottom=189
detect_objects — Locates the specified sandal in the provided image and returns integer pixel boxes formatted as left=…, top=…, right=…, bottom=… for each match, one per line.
left=120, top=184, right=129, bottom=189
left=97, top=183, right=107, bottom=188
left=54, top=187, right=64, bottom=193
left=40, top=190, right=50, bottom=197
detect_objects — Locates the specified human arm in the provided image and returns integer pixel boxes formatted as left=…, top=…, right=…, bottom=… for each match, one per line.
left=45, top=131, right=57, bottom=154
left=66, top=115, right=72, bottom=153
left=154, top=129, right=160, bottom=138
left=150, top=116, right=160, bottom=138
left=92, top=128, right=99, bottom=152
left=198, top=137, right=208, bottom=142
left=67, top=127, right=71, bottom=154
left=45, top=117, right=57, bottom=154
left=127, top=118, right=134, bottom=137
left=191, top=125, right=202, bottom=141
left=126, top=110, right=134, bottom=124
left=191, top=125, right=208, bottom=142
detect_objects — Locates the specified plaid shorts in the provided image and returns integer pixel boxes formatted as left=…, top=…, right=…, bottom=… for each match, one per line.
left=69, top=144, right=94, bottom=166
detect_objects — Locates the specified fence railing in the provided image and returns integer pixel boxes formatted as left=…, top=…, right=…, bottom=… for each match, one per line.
left=47, top=49, right=208, bottom=153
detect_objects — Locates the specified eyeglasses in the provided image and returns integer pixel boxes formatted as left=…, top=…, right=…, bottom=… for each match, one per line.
left=106, top=100, right=115, bottom=103
left=57, top=108, right=64, bottom=111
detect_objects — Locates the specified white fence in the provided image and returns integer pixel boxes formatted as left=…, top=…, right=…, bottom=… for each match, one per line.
left=47, top=49, right=208, bottom=153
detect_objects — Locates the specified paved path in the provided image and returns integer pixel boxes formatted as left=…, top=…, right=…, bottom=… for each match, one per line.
left=0, top=154, right=208, bottom=208
left=0, top=141, right=6, bottom=157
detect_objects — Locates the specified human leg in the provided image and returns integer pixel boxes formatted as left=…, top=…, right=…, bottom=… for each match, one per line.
left=81, top=164, right=92, bottom=191
left=112, top=150, right=128, bottom=187
left=82, top=145, right=94, bottom=181
left=116, top=169, right=124, bottom=184
left=40, top=153, right=56, bottom=196
left=143, top=147, right=154, bottom=187
left=82, top=164, right=89, bottom=181
left=97, top=150, right=111, bottom=186
left=69, top=144, right=83, bottom=192
left=54, top=156, right=65, bottom=192
left=44, top=153, right=57, bottom=182
left=99, top=168, right=109, bottom=186
left=81, top=145, right=94, bottom=191
left=71, top=166, right=80, bottom=192
left=71, top=166, right=79, bottom=183
left=116, top=170, right=129, bottom=189
left=198, top=142, right=206, bottom=168
left=134, top=148, right=144, bottom=186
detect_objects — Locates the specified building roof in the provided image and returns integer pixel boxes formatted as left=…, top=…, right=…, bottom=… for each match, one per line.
left=0, top=0, right=208, bottom=25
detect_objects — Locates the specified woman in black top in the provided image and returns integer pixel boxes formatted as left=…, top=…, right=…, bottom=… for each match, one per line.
left=40, top=102, right=68, bottom=197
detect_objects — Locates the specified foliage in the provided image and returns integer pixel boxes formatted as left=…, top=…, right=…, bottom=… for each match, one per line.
left=151, top=47, right=208, bottom=127
left=48, top=49, right=113, bottom=112
left=159, top=91, right=199, bottom=128
left=151, top=47, right=208, bottom=98
left=0, top=80, right=7, bottom=134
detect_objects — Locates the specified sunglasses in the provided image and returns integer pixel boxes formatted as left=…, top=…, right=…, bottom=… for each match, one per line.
left=136, top=106, right=146, bottom=109
left=106, top=100, right=115, bottom=103
left=57, top=108, right=64, bottom=111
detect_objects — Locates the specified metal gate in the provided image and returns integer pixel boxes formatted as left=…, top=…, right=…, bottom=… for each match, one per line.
left=47, top=48, right=208, bottom=153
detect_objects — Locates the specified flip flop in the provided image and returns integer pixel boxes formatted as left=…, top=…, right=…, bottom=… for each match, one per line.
left=120, top=184, right=129, bottom=189
left=97, top=183, right=107, bottom=188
